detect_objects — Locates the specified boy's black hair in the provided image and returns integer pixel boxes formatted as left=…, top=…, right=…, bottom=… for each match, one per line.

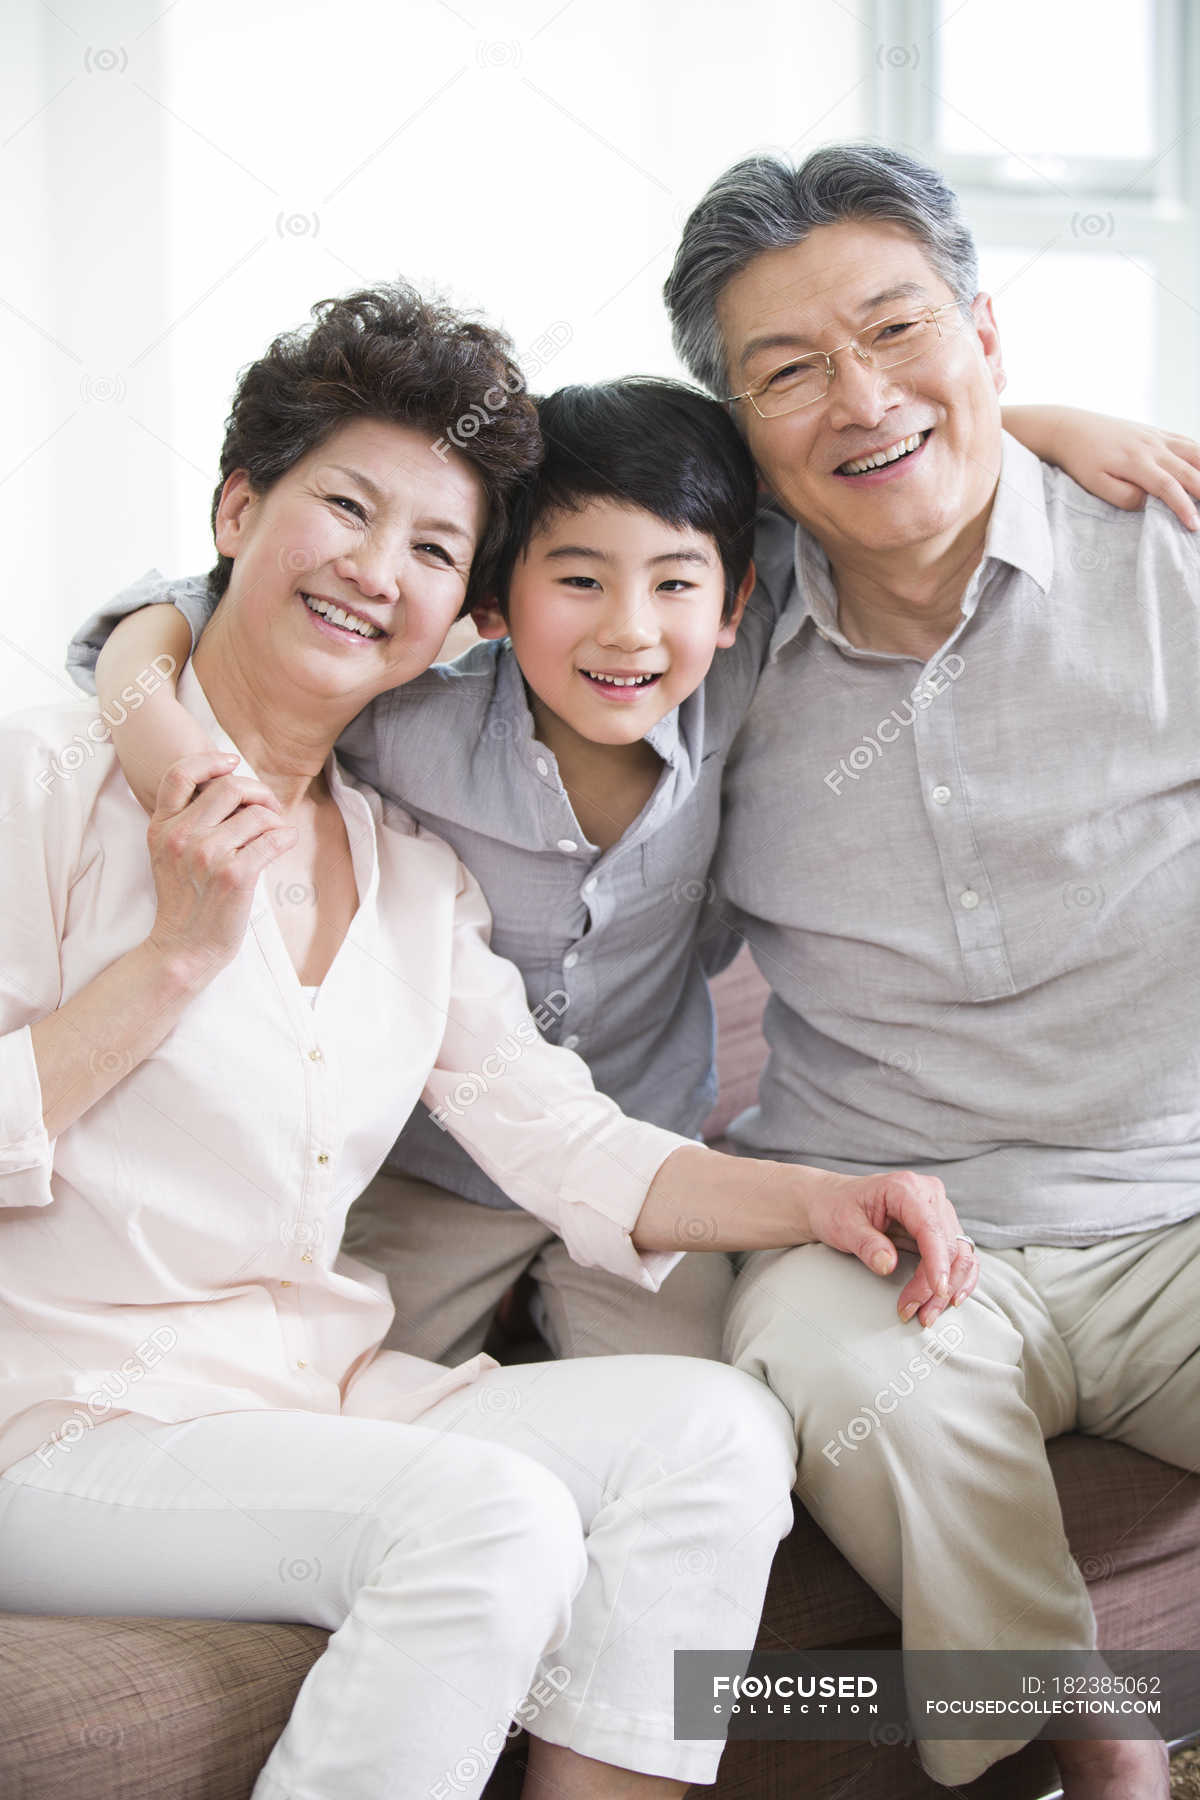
left=494, top=378, right=759, bottom=621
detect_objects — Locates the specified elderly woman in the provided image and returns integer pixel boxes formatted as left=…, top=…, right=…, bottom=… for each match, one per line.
left=0, top=285, right=964, bottom=1799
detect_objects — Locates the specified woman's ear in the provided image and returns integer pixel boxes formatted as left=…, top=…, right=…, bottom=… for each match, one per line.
left=715, top=560, right=756, bottom=648
left=471, top=598, right=509, bottom=640
left=213, top=470, right=256, bottom=559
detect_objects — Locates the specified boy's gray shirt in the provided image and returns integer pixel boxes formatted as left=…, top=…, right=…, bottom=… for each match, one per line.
left=67, top=568, right=783, bottom=1209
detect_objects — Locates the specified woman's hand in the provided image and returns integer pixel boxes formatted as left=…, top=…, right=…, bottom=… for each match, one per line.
left=146, top=751, right=297, bottom=980
left=802, top=1168, right=979, bottom=1327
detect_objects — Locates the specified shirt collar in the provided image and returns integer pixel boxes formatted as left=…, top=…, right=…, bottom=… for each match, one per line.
left=765, top=429, right=1055, bottom=662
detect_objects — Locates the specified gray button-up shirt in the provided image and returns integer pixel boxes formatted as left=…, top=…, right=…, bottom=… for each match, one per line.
left=719, top=432, right=1200, bottom=1247
left=68, top=570, right=779, bottom=1209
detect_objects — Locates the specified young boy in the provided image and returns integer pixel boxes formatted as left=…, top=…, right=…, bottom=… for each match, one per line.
left=67, top=383, right=1199, bottom=1368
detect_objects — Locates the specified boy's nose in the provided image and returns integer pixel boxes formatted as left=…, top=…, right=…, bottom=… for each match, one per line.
left=597, top=602, right=660, bottom=651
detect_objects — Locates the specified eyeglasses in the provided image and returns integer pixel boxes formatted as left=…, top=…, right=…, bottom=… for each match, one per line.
left=727, top=301, right=969, bottom=420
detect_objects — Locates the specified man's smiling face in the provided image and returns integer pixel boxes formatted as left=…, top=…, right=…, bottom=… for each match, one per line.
left=717, top=219, right=1006, bottom=562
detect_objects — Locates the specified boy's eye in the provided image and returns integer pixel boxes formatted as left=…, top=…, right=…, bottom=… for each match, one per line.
left=657, top=579, right=697, bottom=594
left=560, top=575, right=602, bottom=590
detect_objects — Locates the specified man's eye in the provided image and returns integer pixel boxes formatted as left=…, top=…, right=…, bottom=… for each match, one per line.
left=765, top=360, right=819, bottom=389
left=874, top=319, right=919, bottom=342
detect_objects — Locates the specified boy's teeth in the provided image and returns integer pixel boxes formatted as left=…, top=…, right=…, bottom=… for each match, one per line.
left=302, top=593, right=383, bottom=638
left=585, top=672, right=657, bottom=687
left=840, top=431, right=926, bottom=476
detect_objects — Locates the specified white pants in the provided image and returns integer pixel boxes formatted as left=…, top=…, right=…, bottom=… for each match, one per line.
left=0, top=1353, right=797, bottom=1797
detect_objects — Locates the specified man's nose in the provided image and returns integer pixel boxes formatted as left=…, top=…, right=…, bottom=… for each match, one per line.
left=823, top=348, right=896, bottom=433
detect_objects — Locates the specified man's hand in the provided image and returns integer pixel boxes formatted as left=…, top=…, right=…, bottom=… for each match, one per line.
left=803, top=1168, right=979, bottom=1326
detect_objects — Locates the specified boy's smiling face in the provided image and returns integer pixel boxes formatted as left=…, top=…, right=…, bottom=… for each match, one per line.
left=474, top=497, right=752, bottom=749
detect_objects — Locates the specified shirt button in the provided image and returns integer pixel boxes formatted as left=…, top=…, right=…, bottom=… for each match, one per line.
left=300, top=1251, right=314, bottom=1263
left=280, top=1279, right=292, bottom=1287
left=536, top=757, right=549, bottom=777
left=959, top=889, right=981, bottom=910
left=557, top=838, right=579, bottom=853
left=563, top=951, right=579, bottom=969
left=582, top=877, right=597, bottom=896
left=308, top=1048, right=323, bottom=1062
left=316, top=1152, right=329, bottom=1165
left=931, top=785, right=951, bottom=805
left=562, top=1034, right=580, bottom=1050
left=296, top=1360, right=307, bottom=1369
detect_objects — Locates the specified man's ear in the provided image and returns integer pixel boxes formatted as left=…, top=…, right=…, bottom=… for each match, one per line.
left=971, top=292, right=1007, bottom=398
left=471, top=598, right=509, bottom=640
left=715, top=559, right=756, bottom=648
left=213, top=470, right=257, bottom=559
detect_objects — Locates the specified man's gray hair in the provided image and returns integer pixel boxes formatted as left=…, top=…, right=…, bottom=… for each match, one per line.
left=663, top=142, right=980, bottom=398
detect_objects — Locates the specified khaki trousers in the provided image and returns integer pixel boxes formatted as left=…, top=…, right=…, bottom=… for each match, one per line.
left=341, top=1168, right=735, bottom=1364
left=723, top=1210, right=1200, bottom=1787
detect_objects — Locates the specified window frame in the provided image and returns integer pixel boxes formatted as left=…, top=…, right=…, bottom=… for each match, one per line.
left=868, top=0, right=1200, bottom=434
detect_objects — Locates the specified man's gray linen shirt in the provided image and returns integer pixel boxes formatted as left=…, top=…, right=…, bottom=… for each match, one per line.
left=720, top=433, right=1200, bottom=1247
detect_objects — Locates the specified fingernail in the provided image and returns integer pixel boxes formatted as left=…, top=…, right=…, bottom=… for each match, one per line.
left=872, top=1251, right=891, bottom=1275
left=936, top=1275, right=949, bottom=1298
left=899, top=1302, right=918, bottom=1322
left=953, top=1290, right=967, bottom=1306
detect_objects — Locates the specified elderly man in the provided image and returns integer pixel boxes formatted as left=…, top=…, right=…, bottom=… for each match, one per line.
left=664, top=143, right=1199, bottom=1799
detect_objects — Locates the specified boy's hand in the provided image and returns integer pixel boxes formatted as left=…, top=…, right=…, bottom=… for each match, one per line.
left=802, top=1168, right=979, bottom=1327
left=145, top=752, right=296, bottom=982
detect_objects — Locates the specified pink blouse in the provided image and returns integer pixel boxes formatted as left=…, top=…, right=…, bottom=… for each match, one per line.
left=0, top=667, right=685, bottom=1475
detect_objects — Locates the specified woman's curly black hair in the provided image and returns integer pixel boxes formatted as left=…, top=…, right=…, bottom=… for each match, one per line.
left=207, top=282, right=543, bottom=613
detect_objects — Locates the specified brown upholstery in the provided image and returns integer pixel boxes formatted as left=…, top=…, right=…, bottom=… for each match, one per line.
left=2, top=948, right=1197, bottom=1800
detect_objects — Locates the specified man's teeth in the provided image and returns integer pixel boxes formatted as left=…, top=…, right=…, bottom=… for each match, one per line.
left=584, top=671, right=659, bottom=687
left=302, top=593, right=383, bottom=638
left=840, top=431, right=927, bottom=476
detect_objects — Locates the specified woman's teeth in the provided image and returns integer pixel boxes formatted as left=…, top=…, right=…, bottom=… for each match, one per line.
left=582, top=671, right=661, bottom=688
left=302, top=593, right=384, bottom=638
left=840, top=430, right=929, bottom=476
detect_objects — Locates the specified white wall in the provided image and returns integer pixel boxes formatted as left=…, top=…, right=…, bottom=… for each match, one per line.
left=2, top=0, right=866, bottom=715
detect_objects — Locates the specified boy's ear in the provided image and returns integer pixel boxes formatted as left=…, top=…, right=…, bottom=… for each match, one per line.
left=213, top=469, right=256, bottom=559
left=471, top=598, right=509, bottom=640
left=715, top=560, right=757, bottom=648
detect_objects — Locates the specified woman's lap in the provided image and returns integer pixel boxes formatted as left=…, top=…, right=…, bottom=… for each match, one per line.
left=0, top=1353, right=797, bottom=1791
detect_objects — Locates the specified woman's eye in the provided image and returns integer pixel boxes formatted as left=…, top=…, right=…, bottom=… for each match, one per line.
left=415, top=541, right=454, bottom=564
left=328, top=494, right=367, bottom=520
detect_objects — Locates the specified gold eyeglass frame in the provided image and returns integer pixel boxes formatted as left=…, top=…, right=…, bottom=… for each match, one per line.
left=726, top=300, right=969, bottom=419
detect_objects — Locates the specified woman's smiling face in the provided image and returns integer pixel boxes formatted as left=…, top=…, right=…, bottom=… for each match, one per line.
left=213, top=417, right=489, bottom=706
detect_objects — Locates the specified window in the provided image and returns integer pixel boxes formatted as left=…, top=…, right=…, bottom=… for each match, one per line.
left=870, top=0, right=1198, bottom=432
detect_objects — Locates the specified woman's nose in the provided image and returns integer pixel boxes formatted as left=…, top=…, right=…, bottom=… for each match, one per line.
left=334, top=543, right=400, bottom=604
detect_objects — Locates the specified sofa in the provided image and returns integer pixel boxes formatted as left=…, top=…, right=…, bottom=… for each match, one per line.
left=3, top=947, right=1198, bottom=1799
